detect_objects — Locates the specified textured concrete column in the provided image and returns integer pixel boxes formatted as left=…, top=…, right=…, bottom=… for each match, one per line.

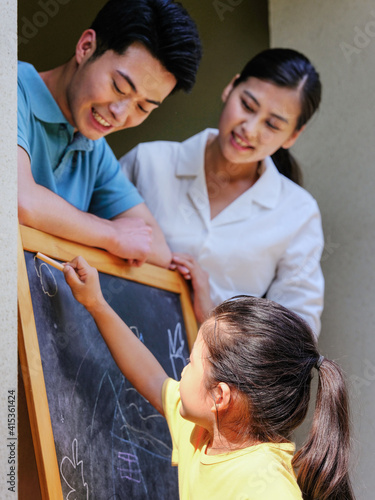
left=0, top=0, right=17, bottom=497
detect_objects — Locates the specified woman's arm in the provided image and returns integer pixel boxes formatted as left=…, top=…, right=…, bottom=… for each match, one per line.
left=170, top=253, right=214, bottom=324
left=266, top=207, right=324, bottom=336
left=63, top=256, right=169, bottom=415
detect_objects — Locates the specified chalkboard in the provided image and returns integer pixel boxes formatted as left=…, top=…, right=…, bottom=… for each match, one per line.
left=18, top=226, right=198, bottom=500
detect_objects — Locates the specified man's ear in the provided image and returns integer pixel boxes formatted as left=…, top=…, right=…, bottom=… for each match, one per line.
left=221, top=74, right=240, bottom=103
left=210, top=382, right=232, bottom=413
left=281, top=124, right=306, bottom=150
left=75, top=29, right=97, bottom=65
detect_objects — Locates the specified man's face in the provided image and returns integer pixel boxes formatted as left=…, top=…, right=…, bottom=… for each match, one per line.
left=66, top=33, right=177, bottom=140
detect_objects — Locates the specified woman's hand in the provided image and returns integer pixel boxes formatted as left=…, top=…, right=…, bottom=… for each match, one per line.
left=170, top=253, right=213, bottom=323
left=63, top=256, right=106, bottom=313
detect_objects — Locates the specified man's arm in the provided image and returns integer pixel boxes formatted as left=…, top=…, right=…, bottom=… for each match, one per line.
left=18, top=146, right=153, bottom=265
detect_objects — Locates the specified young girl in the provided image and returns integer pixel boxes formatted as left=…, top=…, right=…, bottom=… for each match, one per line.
left=64, top=256, right=353, bottom=500
left=120, top=48, right=324, bottom=336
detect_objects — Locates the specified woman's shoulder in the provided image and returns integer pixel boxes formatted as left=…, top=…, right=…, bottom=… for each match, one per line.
left=278, top=169, right=320, bottom=213
left=134, top=128, right=214, bottom=159
left=262, top=156, right=321, bottom=217
left=121, top=128, right=214, bottom=178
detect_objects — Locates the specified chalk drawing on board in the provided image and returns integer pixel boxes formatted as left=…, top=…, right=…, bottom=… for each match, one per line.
left=69, top=341, right=96, bottom=407
left=168, top=322, right=187, bottom=380
left=130, top=325, right=144, bottom=343
left=118, top=452, right=141, bottom=483
left=87, top=364, right=171, bottom=460
left=60, top=438, right=89, bottom=500
left=89, top=371, right=149, bottom=496
left=33, top=254, right=58, bottom=297
left=21, top=248, right=191, bottom=499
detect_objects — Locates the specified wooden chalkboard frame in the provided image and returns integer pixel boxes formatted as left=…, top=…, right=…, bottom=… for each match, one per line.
left=17, top=224, right=198, bottom=500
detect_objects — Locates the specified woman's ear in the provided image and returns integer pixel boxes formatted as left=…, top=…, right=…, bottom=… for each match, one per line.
left=75, top=29, right=97, bottom=65
left=282, top=124, right=306, bottom=149
left=221, top=74, right=240, bottom=103
left=210, top=382, right=232, bottom=412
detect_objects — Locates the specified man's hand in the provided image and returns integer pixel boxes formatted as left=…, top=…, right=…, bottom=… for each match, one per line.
left=106, top=217, right=153, bottom=266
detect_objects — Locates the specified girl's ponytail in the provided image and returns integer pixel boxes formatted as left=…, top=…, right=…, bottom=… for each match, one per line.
left=293, top=358, right=354, bottom=500
left=204, top=298, right=354, bottom=499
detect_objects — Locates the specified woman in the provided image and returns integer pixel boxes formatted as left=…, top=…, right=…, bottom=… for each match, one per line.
left=120, top=48, right=324, bottom=335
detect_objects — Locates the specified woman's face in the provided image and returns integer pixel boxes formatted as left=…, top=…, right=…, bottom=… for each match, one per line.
left=217, top=76, right=304, bottom=165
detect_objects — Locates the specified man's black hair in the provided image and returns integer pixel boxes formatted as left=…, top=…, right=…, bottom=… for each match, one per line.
left=90, top=0, right=202, bottom=93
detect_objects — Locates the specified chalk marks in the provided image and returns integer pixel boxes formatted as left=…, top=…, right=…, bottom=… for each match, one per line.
left=101, top=371, right=171, bottom=459
left=130, top=325, right=144, bottom=343
left=60, top=438, right=89, bottom=499
left=118, top=452, right=141, bottom=483
left=168, top=322, right=187, bottom=380
left=23, top=250, right=186, bottom=499
left=33, top=253, right=58, bottom=297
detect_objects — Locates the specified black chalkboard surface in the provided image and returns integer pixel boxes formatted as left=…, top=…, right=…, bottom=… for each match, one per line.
left=18, top=227, right=197, bottom=500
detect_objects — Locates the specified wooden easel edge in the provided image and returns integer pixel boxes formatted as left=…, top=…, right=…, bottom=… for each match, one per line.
left=17, top=226, right=64, bottom=500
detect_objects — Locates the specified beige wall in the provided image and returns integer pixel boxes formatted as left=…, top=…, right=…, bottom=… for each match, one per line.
left=269, top=1, right=375, bottom=498
left=0, top=0, right=17, bottom=497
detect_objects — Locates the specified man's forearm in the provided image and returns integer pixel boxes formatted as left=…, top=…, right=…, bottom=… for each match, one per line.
left=18, top=181, right=153, bottom=262
left=19, top=183, right=115, bottom=249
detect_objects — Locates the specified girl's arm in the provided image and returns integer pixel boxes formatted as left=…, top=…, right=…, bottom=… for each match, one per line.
left=63, top=256, right=169, bottom=415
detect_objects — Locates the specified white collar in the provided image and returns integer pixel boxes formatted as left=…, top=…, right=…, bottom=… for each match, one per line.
left=175, top=128, right=282, bottom=209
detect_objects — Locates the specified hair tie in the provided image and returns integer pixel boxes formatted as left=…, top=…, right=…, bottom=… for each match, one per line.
left=316, top=355, right=324, bottom=369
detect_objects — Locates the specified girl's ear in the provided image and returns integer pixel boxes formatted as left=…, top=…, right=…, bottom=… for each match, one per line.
left=282, top=124, right=306, bottom=149
left=221, top=74, right=240, bottom=103
left=210, top=382, right=232, bottom=412
left=75, top=29, right=97, bottom=65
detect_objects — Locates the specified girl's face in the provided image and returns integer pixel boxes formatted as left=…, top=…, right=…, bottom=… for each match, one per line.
left=217, top=76, right=304, bottom=165
left=179, top=330, right=213, bottom=428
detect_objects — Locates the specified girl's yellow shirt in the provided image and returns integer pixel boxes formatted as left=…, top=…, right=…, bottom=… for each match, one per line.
left=162, top=378, right=303, bottom=500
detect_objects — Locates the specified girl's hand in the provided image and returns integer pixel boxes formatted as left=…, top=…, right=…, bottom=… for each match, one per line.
left=63, top=256, right=106, bottom=312
left=170, top=253, right=213, bottom=323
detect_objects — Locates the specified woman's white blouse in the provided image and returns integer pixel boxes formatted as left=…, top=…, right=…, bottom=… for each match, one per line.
left=120, top=129, right=324, bottom=335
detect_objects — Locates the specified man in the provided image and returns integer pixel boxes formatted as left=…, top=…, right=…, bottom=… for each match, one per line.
left=18, top=0, right=202, bottom=267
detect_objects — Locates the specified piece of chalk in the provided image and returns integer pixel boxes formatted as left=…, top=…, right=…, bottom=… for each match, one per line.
left=36, top=252, right=65, bottom=272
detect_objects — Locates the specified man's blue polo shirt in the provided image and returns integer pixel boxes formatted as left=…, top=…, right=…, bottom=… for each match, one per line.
left=17, top=61, right=143, bottom=219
